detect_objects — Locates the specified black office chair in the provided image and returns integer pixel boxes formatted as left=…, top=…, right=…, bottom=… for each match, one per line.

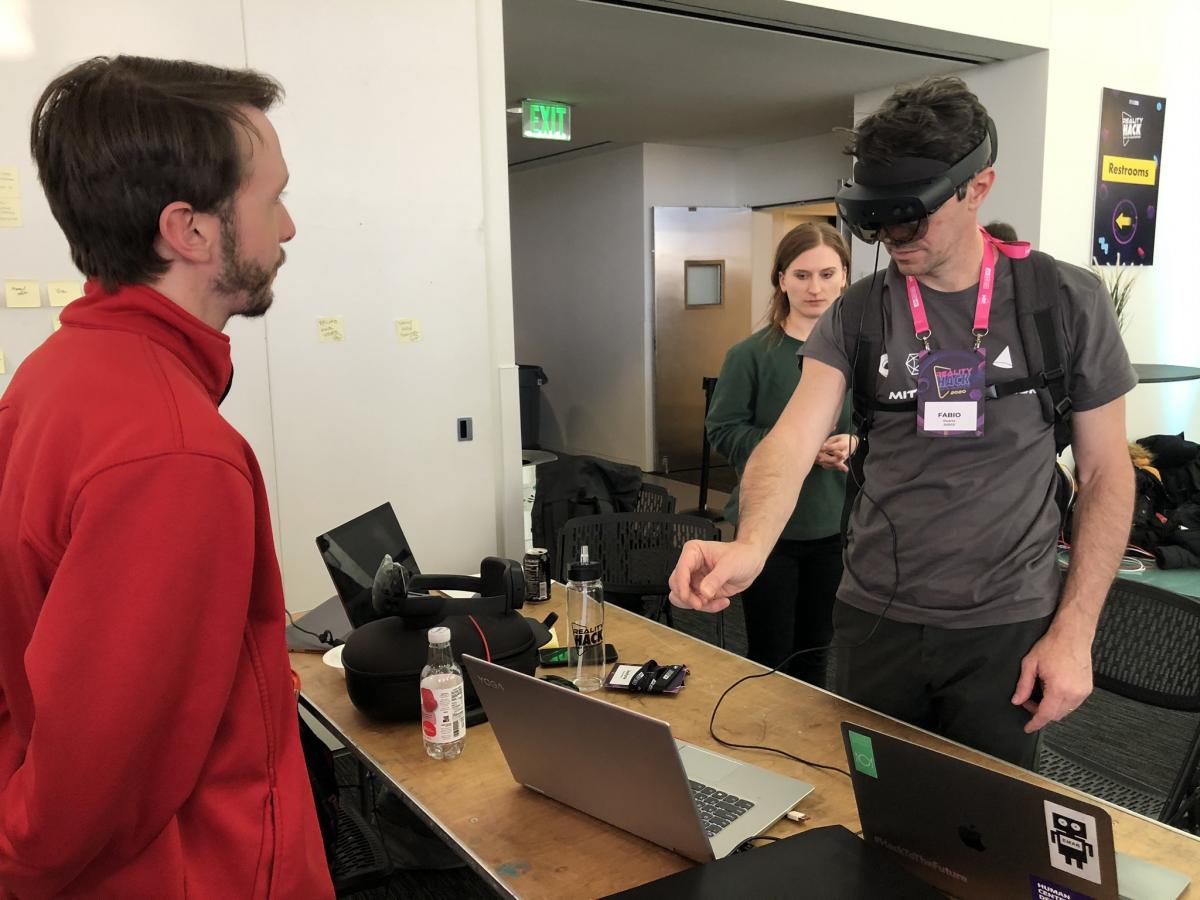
left=556, top=512, right=735, bottom=647
left=1037, top=580, right=1200, bottom=833
left=634, top=482, right=677, bottom=514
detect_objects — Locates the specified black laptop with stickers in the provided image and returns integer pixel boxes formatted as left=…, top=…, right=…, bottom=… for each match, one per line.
left=840, top=722, right=1189, bottom=900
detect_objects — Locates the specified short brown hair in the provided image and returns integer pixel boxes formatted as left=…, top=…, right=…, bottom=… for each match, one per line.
left=846, top=76, right=989, bottom=169
left=767, top=222, right=850, bottom=336
left=31, top=56, right=283, bottom=291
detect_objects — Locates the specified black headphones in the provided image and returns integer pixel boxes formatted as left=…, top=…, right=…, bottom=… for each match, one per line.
left=371, top=555, right=526, bottom=629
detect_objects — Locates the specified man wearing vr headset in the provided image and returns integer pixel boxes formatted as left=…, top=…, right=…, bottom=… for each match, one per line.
left=669, top=76, right=1135, bottom=766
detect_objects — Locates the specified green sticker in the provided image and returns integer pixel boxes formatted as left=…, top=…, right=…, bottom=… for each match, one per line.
left=849, top=730, right=878, bottom=778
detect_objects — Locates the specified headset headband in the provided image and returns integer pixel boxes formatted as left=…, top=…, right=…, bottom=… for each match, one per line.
left=372, top=556, right=527, bottom=628
left=836, top=118, right=997, bottom=242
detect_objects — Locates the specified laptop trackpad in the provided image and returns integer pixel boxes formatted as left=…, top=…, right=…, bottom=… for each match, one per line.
left=677, top=742, right=742, bottom=784
left=1116, top=851, right=1190, bottom=900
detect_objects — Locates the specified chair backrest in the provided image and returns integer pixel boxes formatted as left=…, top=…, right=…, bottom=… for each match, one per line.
left=555, top=512, right=720, bottom=593
left=1092, top=580, right=1200, bottom=710
left=1039, top=579, right=1200, bottom=827
left=633, top=483, right=677, bottom=515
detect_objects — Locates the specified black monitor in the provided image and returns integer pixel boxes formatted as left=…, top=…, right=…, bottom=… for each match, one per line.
left=315, top=502, right=420, bottom=629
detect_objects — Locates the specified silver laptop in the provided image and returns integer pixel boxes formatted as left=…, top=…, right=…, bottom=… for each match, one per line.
left=464, top=655, right=813, bottom=861
left=841, top=722, right=1191, bottom=900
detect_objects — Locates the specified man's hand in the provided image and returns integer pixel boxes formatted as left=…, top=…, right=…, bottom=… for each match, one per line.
left=1012, top=397, right=1129, bottom=734
left=816, top=433, right=857, bottom=472
left=1011, top=624, right=1095, bottom=733
left=668, top=540, right=766, bottom=613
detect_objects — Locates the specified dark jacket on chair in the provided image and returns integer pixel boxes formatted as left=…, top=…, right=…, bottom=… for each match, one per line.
left=532, top=453, right=643, bottom=577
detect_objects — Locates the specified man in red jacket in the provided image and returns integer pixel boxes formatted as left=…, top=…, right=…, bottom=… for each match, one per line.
left=0, top=56, right=333, bottom=898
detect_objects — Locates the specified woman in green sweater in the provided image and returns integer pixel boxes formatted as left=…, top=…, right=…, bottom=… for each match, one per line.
left=706, top=222, right=853, bottom=686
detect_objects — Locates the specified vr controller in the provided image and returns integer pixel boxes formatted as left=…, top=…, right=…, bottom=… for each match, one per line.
left=836, top=117, right=997, bottom=244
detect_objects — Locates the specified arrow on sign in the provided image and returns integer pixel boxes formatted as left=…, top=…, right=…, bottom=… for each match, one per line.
left=1116, top=213, right=1133, bottom=228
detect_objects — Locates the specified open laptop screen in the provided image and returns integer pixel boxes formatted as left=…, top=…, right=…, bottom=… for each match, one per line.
left=316, top=502, right=419, bottom=628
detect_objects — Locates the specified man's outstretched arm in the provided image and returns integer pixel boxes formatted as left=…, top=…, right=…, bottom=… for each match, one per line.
left=670, top=359, right=847, bottom=611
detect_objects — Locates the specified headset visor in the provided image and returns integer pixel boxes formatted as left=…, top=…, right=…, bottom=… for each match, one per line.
left=836, top=123, right=996, bottom=245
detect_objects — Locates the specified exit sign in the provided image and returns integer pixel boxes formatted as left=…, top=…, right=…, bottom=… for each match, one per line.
left=522, top=99, right=571, bottom=141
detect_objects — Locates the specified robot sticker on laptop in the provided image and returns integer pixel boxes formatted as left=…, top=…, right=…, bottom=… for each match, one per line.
left=1044, top=800, right=1103, bottom=885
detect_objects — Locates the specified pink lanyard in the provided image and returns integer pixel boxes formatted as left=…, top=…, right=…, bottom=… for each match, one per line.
left=904, top=227, right=1031, bottom=351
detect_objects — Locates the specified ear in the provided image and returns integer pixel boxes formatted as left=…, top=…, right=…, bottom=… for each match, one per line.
left=965, top=167, right=996, bottom=213
left=154, top=201, right=220, bottom=265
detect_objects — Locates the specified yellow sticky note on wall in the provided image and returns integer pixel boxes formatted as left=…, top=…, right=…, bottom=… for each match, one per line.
left=0, top=167, right=18, bottom=199
left=395, top=318, right=421, bottom=343
left=0, top=351, right=6, bottom=375
left=47, top=281, right=83, bottom=307
left=4, top=281, right=40, bottom=308
left=0, top=198, right=21, bottom=229
left=317, top=316, right=345, bottom=343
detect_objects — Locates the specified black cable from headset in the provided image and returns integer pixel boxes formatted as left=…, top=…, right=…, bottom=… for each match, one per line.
left=285, top=608, right=343, bottom=648
left=707, top=242, right=904, bottom=780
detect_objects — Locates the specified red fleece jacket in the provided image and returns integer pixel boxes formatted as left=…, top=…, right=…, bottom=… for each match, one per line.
left=0, top=284, right=333, bottom=898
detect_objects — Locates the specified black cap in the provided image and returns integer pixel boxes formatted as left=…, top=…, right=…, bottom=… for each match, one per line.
left=567, top=558, right=601, bottom=582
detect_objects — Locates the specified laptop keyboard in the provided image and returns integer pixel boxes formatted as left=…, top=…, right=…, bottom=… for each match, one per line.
left=689, top=780, right=755, bottom=838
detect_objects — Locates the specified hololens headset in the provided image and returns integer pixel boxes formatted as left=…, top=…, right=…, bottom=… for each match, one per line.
left=836, top=117, right=998, bottom=244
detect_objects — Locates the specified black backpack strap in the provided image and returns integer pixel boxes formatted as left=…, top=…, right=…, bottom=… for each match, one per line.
left=839, top=268, right=890, bottom=542
left=842, top=270, right=890, bottom=436
left=1009, top=250, right=1073, bottom=452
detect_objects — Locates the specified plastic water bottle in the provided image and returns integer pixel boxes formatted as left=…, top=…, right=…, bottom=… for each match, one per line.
left=420, top=626, right=466, bottom=759
left=566, top=545, right=605, bottom=692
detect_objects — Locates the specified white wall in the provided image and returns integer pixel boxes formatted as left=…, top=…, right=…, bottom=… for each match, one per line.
left=1, top=0, right=521, bottom=612
left=737, top=131, right=850, bottom=207
left=849, top=52, right=1050, bottom=280
left=1037, top=0, right=1200, bottom=443
left=244, top=0, right=520, bottom=608
left=779, top=0, right=1052, bottom=49
left=510, top=145, right=648, bottom=467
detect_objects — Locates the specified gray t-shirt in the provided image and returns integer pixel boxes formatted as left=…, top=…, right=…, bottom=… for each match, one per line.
left=801, top=253, right=1136, bottom=627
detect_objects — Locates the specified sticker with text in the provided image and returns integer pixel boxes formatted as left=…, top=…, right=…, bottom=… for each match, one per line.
left=1044, top=800, right=1102, bottom=885
left=1030, top=874, right=1094, bottom=899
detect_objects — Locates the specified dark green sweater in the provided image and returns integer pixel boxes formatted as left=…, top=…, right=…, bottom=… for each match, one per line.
left=706, top=327, right=852, bottom=541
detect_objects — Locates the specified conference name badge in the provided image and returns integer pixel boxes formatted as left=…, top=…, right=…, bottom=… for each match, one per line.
left=916, top=347, right=986, bottom=438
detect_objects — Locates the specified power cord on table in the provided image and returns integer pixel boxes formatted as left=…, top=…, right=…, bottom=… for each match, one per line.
left=708, top=245, right=901, bottom=781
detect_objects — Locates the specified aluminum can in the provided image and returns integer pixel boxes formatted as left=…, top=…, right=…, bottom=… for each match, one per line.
left=522, top=548, right=550, bottom=602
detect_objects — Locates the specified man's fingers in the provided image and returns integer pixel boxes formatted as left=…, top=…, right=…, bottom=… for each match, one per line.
left=670, top=540, right=758, bottom=614
left=697, top=553, right=744, bottom=606
left=1010, top=656, right=1038, bottom=706
left=668, top=543, right=706, bottom=609
left=1024, top=695, right=1069, bottom=733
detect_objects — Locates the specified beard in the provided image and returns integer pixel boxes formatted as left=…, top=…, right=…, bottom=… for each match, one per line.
left=212, top=208, right=283, bottom=319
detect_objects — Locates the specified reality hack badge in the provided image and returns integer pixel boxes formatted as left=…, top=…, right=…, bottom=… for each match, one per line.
left=916, top=347, right=986, bottom=437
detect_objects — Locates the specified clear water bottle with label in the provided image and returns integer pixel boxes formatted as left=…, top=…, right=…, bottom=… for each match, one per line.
left=566, top=545, right=605, bottom=692
left=420, top=626, right=466, bottom=759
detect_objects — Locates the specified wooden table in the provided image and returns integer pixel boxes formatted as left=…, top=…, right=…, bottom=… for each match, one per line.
left=291, top=587, right=1200, bottom=898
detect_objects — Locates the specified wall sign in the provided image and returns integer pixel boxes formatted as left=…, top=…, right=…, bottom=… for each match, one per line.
left=1092, top=87, right=1165, bottom=266
left=521, top=99, right=571, bottom=142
